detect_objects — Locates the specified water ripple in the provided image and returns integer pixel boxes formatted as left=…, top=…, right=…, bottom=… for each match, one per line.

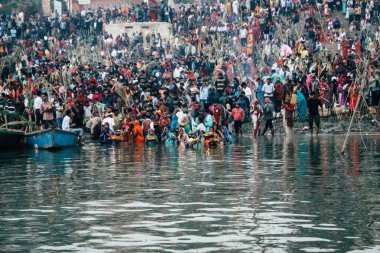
left=0, top=135, right=379, bottom=252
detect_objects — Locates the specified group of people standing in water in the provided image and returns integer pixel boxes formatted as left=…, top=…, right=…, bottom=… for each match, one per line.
left=0, top=0, right=379, bottom=149
left=96, top=99, right=235, bottom=148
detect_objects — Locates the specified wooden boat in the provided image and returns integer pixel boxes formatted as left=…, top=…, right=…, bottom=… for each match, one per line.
left=25, top=129, right=79, bottom=149
left=0, top=129, right=24, bottom=149
left=0, top=111, right=27, bottom=149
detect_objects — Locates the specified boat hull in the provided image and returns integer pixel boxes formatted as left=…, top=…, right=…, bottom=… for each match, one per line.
left=25, top=129, right=78, bottom=149
left=0, top=129, right=24, bottom=149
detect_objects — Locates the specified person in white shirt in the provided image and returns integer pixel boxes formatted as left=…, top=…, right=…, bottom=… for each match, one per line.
left=191, top=45, right=196, bottom=55
left=242, top=83, right=252, bottom=101
left=239, top=27, right=247, bottom=46
left=102, top=113, right=115, bottom=131
left=189, top=121, right=206, bottom=135
left=83, top=101, right=92, bottom=125
left=263, top=77, right=275, bottom=100
left=33, top=92, right=43, bottom=127
left=62, top=111, right=71, bottom=131
left=173, top=65, right=183, bottom=79
left=232, top=0, right=239, bottom=15
left=87, top=90, right=94, bottom=101
left=199, top=80, right=210, bottom=109
left=62, top=110, right=84, bottom=144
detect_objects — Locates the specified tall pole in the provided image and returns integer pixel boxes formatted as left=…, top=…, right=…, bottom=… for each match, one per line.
left=340, top=63, right=368, bottom=154
left=340, top=92, right=362, bottom=155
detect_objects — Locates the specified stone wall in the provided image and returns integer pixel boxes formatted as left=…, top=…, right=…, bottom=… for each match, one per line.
left=77, top=0, right=177, bottom=10
left=85, top=0, right=141, bottom=8
left=105, top=22, right=173, bottom=42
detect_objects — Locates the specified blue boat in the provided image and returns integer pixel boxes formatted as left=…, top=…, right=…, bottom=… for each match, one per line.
left=25, top=129, right=79, bottom=149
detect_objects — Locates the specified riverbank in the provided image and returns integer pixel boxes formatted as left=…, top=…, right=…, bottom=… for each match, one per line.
left=242, top=114, right=380, bottom=135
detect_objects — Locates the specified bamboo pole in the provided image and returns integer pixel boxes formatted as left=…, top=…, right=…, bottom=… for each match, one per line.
left=340, top=58, right=369, bottom=154
left=340, top=92, right=362, bottom=155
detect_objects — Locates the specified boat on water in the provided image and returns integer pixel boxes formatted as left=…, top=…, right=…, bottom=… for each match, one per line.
left=0, top=129, right=24, bottom=149
left=25, top=129, right=79, bottom=149
left=0, top=111, right=27, bottom=149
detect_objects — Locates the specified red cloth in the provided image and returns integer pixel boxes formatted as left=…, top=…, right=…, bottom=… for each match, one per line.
left=212, top=105, right=224, bottom=124
left=355, top=40, right=361, bottom=57
left=87, top=77, right=98, bottom=87
left=92, top=93, right=102, bottom=102
left=342, top=41, right=349, bottom=60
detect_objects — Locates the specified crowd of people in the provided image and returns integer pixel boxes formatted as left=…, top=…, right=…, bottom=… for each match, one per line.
left=0, top=0, right=379, bottom=147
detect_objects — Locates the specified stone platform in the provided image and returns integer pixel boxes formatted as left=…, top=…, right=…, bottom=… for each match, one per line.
left=105, top=22, right=173, bottom=42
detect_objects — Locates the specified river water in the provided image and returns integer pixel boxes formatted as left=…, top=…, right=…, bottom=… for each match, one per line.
left=0, top=135, right=379, bottom=252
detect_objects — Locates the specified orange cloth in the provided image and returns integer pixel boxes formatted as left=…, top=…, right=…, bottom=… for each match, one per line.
left=133, top=120, right=145, bottom=143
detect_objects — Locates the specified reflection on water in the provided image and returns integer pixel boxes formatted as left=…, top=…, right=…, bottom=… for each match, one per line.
left=0, top=135, right=379, bottom=252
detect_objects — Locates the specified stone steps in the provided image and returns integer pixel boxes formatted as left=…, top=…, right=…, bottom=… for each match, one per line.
left=320, top=11, right=360, bottom=54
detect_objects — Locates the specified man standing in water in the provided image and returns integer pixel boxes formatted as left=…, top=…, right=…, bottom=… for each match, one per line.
left=231, top=103, right=245, bottom=136
left=307, top=91, right=323, bottom=135
left=262, top=97, right=274, bottom=136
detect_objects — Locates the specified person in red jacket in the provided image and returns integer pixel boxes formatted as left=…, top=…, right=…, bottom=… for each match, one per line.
left=231, top=103, right=245, bottom=136
left=211, top=102, right=224, bottom=126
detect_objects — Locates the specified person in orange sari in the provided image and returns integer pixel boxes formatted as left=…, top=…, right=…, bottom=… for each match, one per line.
left=348, top=83, right=359, bottom=111
left=132, top=120, right=145, bottom=143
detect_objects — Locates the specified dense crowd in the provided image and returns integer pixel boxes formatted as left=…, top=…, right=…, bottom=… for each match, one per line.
left=0, top=0, right=379, bottom=146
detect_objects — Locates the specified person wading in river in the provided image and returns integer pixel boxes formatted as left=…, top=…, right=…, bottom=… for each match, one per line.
left=282, top=96, right=295, bottom=136
left=307, top=91, right=323, bottom=135
left=262, top=97, right=275, bottom=136
left=231, top=103, right=245, bottom=136
left=250, top=100, right=262, bottom=137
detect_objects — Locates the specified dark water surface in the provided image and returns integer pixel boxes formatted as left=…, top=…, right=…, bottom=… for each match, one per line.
left=0, top=135, right=379, bottom=252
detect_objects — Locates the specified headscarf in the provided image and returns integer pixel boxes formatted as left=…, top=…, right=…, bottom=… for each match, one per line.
left=134, top=120, right=142, bottom=128
left=161, top=126, right=169, bottom=137
left=161, top=126, right=176, bottom=144
left=204, top=114, right=213, bottom=132
left=177, top=127, right=189, bottom=143
left=133, top=120, right=145, bottom=143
